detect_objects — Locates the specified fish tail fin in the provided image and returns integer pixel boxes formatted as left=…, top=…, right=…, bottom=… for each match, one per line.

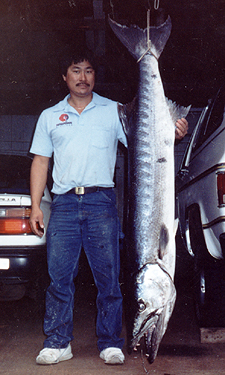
left=108, top=16, right=172, bottom=61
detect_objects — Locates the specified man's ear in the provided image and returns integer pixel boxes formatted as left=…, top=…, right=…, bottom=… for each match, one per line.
left=62, top=75, right=66, bottom=81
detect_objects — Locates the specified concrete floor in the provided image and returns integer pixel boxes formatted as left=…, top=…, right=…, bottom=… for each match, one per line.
left=1, top=248, right=225, bottom=375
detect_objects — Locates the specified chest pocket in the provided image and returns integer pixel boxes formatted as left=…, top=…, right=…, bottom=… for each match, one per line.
left=91, top=128, right=109, bottom=149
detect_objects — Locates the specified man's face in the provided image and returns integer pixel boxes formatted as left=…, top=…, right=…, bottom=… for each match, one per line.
left=63, top=60, right=95, bottom=98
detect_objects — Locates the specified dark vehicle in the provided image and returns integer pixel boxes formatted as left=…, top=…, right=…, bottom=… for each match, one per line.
left=0, top=154, right=51, bottom=302
left=176, top=87, right=225, bottom=327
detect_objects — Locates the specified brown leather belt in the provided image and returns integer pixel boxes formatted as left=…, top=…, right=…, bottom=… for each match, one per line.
left=66, top=187, right=112, bottom=195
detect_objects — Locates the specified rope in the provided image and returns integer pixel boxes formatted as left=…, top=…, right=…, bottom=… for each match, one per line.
left=110, top=0, right=115, bottom=19
left=137, top=9, right=158, bottom=63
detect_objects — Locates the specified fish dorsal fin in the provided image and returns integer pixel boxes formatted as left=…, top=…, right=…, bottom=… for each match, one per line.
left=108, top=16, right=172, bottom=61
left=166, top=98, right=191, bottom=123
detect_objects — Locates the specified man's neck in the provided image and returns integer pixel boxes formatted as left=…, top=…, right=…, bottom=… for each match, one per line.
left=68, top=93, right=93, bottom=114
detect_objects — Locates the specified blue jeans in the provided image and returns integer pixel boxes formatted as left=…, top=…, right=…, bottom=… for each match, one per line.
left=43, top=189, right=124, bottom=351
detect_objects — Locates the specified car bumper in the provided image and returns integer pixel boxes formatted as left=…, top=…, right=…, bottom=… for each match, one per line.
left=0, top=246, right=47, bottom=284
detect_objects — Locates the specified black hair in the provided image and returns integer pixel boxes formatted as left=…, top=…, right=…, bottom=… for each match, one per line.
left=59, top=46, right=97, bottom=76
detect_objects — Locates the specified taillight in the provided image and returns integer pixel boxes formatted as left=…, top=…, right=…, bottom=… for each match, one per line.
left=217, top=172, right=225, bottom=207
left=0, top=208, right=32, bottom=234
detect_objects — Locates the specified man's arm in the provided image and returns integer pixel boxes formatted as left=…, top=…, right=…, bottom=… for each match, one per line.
left=175, top=118, right=188, bottom=140
left=29, top=155, right=50, bottom=237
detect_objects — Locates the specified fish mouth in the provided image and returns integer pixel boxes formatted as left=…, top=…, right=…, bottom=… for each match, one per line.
left=131, top=307, right=167, bottom=364
left=130, top=264, right=177, bottom=363
left=131, top=308, right=161, bottom=349
left=131, top=292, right=176, bottom=363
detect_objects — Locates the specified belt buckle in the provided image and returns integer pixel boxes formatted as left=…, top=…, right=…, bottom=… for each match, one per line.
left=75, top=187, right=85, bottom=195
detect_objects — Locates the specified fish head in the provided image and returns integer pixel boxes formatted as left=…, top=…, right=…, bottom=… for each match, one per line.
left=131, top=263, right=176, bottom=363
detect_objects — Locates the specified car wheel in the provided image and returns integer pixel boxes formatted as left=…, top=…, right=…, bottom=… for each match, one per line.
left=188, top=204, right=225, bottom=327
left=194, top=253, right=225, bottom=327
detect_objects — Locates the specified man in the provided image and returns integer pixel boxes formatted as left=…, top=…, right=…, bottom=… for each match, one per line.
left=29, top=49, right=188, bottom=366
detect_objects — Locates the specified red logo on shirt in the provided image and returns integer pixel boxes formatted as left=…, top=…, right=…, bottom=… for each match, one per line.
left=59, top=114, right=69, bottom=122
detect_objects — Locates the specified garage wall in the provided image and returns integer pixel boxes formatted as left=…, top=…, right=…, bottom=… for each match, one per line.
left=0, top=115, right=38, bottom=155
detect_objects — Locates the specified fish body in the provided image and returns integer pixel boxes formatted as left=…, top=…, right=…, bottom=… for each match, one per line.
left=109, top=16, right=190, bottom=363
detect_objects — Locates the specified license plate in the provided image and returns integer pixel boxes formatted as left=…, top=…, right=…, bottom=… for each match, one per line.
left=0, top=258, right=10, bottom=270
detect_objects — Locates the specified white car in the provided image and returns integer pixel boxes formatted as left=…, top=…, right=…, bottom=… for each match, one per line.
left=176, top=86, right=225, bottom=327
left=0, top=154, right=52, bottom=303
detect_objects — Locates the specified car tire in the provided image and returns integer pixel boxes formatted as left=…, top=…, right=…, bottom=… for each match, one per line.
left=194, top=253, right=225, bottom=327
left=188, top=204, right=225, bottom=327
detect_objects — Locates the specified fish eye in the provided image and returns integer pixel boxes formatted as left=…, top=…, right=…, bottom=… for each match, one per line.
left=138, top=298, right=146, bottom=312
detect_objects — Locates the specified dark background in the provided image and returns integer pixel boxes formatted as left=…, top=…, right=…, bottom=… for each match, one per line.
left=0, top=0, right=224, bottom=115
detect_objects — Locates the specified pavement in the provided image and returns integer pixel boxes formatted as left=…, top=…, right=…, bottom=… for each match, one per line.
left=1, top=247, right=225, bottom=375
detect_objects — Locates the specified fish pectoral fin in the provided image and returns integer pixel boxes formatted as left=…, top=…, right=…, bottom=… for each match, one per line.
left=118, top=97, right=137, bottom=135
left=166, top=98, right=191, bottom=124
left=158, top=224, right=169, bottom=259
left=158, top=219, right=178, bottom=260
left=118, top=103, right=129, bottom=135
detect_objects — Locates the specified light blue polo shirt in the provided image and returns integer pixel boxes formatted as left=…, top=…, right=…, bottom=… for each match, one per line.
left=30, top=92, right=127, bottom=194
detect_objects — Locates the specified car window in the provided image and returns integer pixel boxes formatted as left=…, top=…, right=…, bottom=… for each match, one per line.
left=0, top=155, right=31, bottom=194
left=193, top=87, right=225, bottom=152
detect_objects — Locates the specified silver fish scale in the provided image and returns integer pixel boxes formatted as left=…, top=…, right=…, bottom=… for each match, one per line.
left=131, top=56, right=175, bottom=268
left=108, top=15, right=186, bottom=362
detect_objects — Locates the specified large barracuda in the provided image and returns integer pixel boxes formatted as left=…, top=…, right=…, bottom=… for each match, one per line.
left=109, top=16, right=190, bottom=363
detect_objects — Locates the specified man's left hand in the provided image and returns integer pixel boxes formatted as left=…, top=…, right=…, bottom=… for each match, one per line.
left=175, top=118, right=188, bottom=140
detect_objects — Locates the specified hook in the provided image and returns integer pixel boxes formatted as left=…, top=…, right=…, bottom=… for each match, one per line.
left=154, top=0, right=160, bottom=10
left=146, top=0, right=159, bottom=10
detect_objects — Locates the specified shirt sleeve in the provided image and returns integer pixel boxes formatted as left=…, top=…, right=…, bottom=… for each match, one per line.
left=29, top=110, right=53, bottom=157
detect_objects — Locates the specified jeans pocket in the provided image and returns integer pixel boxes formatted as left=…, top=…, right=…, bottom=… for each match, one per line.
left=99, top=189, right=116, bottom=205
left=52, top=194, right=60, bottom=204
left=51, top=194, right=64, bottom=210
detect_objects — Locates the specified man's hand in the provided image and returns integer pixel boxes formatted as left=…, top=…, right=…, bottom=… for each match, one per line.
left=175, top=118, right=188, bottom=140
left=29, top=206, right=45, bottom=237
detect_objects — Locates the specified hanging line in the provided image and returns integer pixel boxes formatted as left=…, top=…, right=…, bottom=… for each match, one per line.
left=137, top=9, right=158, bottom=63
left=110, top=0, right=115, bottom=19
